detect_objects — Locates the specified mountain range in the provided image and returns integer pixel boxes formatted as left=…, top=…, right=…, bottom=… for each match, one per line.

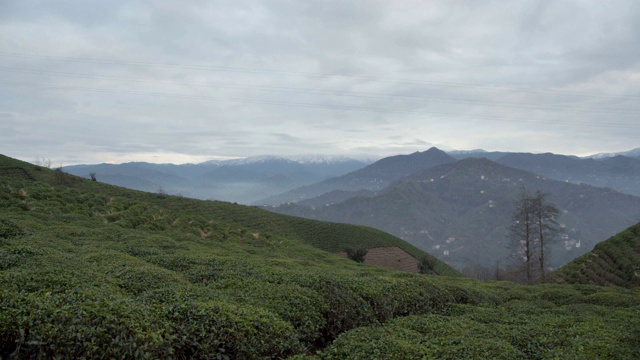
left=265, top=148, right=640, bottom=271
left=61, top=146, right=640, bottom=273
left=63, top=155, right=371, bottom=204
left=448, top=151, right=640, bottom=197
left=257, top=147, right=457, bottom=205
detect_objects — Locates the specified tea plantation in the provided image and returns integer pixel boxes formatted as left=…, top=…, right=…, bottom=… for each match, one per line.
left=1, top=154, right=639, bottom=359
left=551, top=222, right=640, bottom=288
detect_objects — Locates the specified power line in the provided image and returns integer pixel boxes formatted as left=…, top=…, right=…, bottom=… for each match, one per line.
left=1, top=51, right=639, bottom=101
left=3, top=80, right=637, bottom=129
left=0, top=66, right=636, bottom=116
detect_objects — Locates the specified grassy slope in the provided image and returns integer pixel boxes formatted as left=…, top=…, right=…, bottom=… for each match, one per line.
left=0, top=155, right=454, bottom=276
left=1, top=154, right=639, bottom=359
left=551, top=222, right=640, bottom=288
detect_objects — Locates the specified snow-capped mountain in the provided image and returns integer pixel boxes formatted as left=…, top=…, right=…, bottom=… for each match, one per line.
left=586, top=148, right=640, bottom=159
left=200, top=154, right=378, bottom=166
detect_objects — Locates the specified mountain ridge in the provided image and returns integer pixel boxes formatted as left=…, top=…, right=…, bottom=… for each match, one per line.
left=63, top=155, right=370, bottom=204
left=257, top=147, right=456, bottom=205
left=270, top=157, right=640, bottom=271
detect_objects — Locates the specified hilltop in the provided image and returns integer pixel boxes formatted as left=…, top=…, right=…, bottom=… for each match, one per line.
left=1, top=154, right=639, bottom=358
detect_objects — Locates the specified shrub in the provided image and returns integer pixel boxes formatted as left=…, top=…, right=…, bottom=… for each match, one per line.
left=345, top=247, right=367, bottom=263
left=418, top=255, right=436, bottom=274
left=0, top=219, right=23, bottom=241
left=167, top=301, right=303, bottom=359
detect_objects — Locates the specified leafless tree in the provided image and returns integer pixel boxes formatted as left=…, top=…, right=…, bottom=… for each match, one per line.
left=531, top=191, right=561, bottom=281
left=509, top=187, right=536, bottom=283
left=509, top=188, right=561, bottom=284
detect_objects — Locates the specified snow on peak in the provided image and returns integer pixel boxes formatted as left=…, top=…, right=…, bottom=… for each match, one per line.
left=585, top=148, right=640, bottom=159
left=199, top=154, right=374, bottom=166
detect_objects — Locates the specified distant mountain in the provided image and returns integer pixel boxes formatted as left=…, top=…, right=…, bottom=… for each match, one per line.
left=256, top=147, right=456, bottom=205
left=270, top=158, right=640, bottom=271
left=551, top=222, right=640, bottom=288
left=586, top=147, right=640, bottom=159
left=296, top=189, right=378, bottom=208
left=495, top=153, right=640, bottom=197
left=63, top=155, right=369, bottom=204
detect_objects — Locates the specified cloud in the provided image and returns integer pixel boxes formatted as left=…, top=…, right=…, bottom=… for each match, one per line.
left=0, top=0, right=638, bottom=164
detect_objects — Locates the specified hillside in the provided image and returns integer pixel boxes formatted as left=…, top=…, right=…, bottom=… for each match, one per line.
left=1, top=155, right=453, bottom=276
left=2, top=154, right=640, bottom=358
left=270, top=158, right=640, bottom=271
left=257, top=147, right=456, bottom=205
left=551, top=222, right=640, bottom=288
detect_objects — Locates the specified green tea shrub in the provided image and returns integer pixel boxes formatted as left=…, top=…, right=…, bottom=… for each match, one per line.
left=0, top=290, right=170, bottom=359
left=217, top=279, right=328, bottom=344
left=438, top=282, right=497, bottom=306
left=584, top=291, right=639, bottom=308
left=352, top=276, right=452, bottom=323
left=289, top=274, right=377, bottom=342
left=321, top=315, right=518, bottom=360
left=537, top=285, right=584, bottom=305
left=166, top=300, right=303, bottom=359
left=321, top=325, right=428, bottom=360
left=0, top=245, right=41, bottom=270
left=109, top=264, right=185, bottom=295
left=0, top=219, right=23, bottom=241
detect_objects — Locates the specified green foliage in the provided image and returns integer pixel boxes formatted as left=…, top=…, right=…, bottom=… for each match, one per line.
left=317, top=297, right=640, bottom=359
left=551, top=222, right=640, bottom=288
left=1, top=154, right=639, bottom=358
left=344, top=247, right=368, bottom=263
left=419, top=255, right=436, bottom=274
left=0, top=219, right=24, bottom=241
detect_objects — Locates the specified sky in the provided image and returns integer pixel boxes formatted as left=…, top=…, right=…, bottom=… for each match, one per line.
left=1, top=0, right=639, bottom=165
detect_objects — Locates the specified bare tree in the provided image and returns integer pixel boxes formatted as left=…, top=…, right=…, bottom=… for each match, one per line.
left=509, top=187, right=536, bottom=283
left=509, top=188, right=561, bottom=284
left=89, top=172, right=97, bottom=181
left=531, top=191, right=561, bottom=280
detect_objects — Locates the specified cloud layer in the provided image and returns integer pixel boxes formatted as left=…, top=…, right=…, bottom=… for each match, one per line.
left=1, top=0, right=639, bottom=164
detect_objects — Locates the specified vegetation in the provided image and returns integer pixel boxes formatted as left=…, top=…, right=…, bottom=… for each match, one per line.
left=1, top=154, right=639, bottom=358
left=418, top=255, right=437, bottom=275
left=344, top=247, right=368, bottom=263
left=551, top=222, right=640, bottom=288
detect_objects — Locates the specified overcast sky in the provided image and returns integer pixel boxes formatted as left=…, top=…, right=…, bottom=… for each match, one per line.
left=1, top=0, right=639, bottom=165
